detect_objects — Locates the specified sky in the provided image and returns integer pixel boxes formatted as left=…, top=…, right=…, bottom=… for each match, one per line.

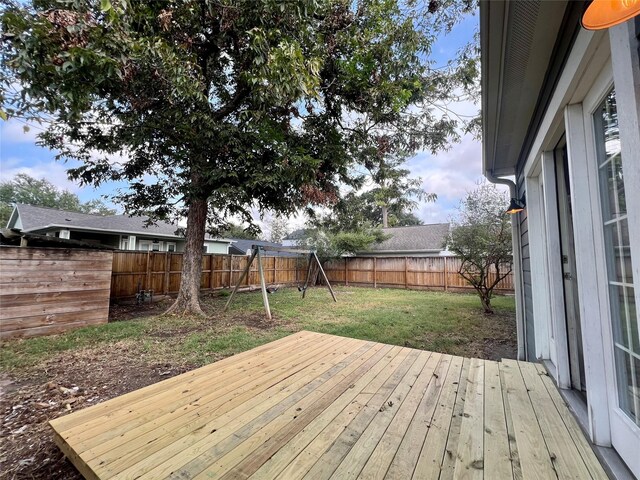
left=0, top=10, right=495, bottom=236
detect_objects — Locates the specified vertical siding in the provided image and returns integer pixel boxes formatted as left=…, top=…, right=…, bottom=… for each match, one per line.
left=518, top=174, right=536, bottom=359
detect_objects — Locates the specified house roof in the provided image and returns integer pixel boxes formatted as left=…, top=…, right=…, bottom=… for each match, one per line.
left=10, top=204, right=231, bottom=243
left=480, top=0, right=577, bottom=176
left=365, top=223, right=450, bottom=253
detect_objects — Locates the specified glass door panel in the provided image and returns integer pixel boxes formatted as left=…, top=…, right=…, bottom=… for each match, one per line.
left=594, top=88, right=639, bottom=426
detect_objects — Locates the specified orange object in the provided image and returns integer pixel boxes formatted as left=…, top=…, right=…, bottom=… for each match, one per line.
left=582, top=0, right=640, bottom=30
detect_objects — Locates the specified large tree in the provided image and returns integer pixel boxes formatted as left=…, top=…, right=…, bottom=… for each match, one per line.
left=446, top=182, right=512, bottom=314
left=0, top=173, right=116, bottom=225
left=2, top=0, right=478, bottom=315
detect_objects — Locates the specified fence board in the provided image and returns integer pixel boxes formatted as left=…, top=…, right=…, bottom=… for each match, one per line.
left=323, top=256, right=513, bottom=293
left=0, top=247, right=112, bottom=339
left=109, top=252, right=309, bottom=299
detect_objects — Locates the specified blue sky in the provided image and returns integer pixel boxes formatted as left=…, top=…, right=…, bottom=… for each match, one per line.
left=0, top=10, right=489, bottom=230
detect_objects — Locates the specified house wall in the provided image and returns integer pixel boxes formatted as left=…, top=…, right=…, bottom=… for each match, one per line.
left=515, top=175, right=535, bottom=360
left=514, top=22, right=640, bottom=476
left=204, top=241, right=229, bottom=254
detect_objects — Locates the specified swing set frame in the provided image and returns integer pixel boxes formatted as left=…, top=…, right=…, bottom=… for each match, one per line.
left=223, top=245, right=337, bottom=319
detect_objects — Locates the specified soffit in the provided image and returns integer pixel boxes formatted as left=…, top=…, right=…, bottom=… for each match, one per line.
left=481, top=0, right=570, bottom=176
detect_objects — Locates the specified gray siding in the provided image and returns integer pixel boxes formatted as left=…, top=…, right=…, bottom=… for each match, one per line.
left=517, top=174, right=536, bottom=359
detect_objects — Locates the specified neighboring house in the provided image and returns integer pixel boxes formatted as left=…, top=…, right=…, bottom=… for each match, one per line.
left=6, top=204, right=232, bottom=254
left=228, top=239, right=297, bottom=256
left=482, top=2, right=639, bottom=476
left=357, top=223, right=451, bottom=257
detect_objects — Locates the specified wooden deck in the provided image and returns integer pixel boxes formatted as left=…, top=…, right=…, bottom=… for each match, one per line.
left=49, top=331, right=609, bottom=480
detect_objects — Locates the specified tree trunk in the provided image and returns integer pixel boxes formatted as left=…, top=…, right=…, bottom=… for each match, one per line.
left=480, top=291, right=494, bottom=314
left=165, top=197, right=208, bottom=317
left=381, top=205, right=389, bottom=228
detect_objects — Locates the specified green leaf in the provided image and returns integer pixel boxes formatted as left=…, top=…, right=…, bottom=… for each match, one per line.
left=100, top=0, right=112, bottom=12
left=0, top=110, right=7, bottom=121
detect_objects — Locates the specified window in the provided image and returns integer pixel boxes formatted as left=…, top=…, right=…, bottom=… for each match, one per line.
left=152, top=242, right=160, bottom=252
left=166, top=243, right=176, bottom=252
left=202, top=245, right=208, bottom=254
left=594, top=88, right=639, bottom=426
left=138, top=240, right=151, bottom=251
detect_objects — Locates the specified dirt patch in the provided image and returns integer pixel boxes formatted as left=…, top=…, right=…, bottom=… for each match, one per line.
left=405, top=311, right=517, bottom=361
left=108, top=299, right=170, bottom=322
left=222, top=311, right=291, bottom=331
left=0, top=342, right=195, bottom=480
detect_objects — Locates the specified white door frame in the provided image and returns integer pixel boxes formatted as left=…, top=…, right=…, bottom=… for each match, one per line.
left=579, top=57, right=640, bottom=477
left=541, top=150, right=571, bottom=389
left=524, top=167, right=554, bottom=364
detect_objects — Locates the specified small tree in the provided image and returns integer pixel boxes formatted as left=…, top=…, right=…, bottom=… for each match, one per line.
left=447, top=183, right=512, bottom=314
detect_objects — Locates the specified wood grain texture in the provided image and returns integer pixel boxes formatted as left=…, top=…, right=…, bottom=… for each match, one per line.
left=48, top=332, right=609, bottom=480
left=322, top=256, right=514, bottom=292
left=0, top=247, right=112, bottom=339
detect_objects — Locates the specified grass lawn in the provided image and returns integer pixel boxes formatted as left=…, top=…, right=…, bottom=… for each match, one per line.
left=1, top=286, right=516, bottom=372
left=0, top=286, right=515, bottom=480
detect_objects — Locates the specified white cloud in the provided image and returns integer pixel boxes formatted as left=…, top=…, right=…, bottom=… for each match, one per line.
left=1, top=118, right=47, bottom=145
left=0, top=158, right=83, bottom=193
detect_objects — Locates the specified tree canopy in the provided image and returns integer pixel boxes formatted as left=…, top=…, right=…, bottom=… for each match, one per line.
left=1, top=0, right=479, bottom=315
left=0, top=173, right=116, bottom=226
left=446, top=182, right=512, bottom=314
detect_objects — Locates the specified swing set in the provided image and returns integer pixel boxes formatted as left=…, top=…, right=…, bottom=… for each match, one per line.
left=223, top=245, right=337, bottom=319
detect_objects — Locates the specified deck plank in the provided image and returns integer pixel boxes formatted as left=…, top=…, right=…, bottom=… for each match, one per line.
left=328, top=350, right=434, bottom=479
left=250, top=348, right=404, bottom=479
left=499, top=359, right=557, bottom=480
left=533, top=364, right=609, bottom=480
left=48, top=332, right=612, bottom=480
left=300, top=349, right=421, bottom=479
left=357, top=352, right=443, bottom=480
left=483, top=360, right=513, bottom=480
left=50, top=331, right=315, bottom=432
left=453, top=358, right=484, bottom=480
left=518, top=361, right=596, bottom=480
left=384, top=354, right=458, bottom=480
left=188, top=344, right=403, bottom=480
left=85, top=335, right=352, bottom=468
left=97, top=337, right=364, bottom=478
left=136, top=341, right=388, bottom=480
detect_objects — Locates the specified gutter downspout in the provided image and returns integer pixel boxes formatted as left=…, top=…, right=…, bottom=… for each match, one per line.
left=485, top=171, right=527, bottom=361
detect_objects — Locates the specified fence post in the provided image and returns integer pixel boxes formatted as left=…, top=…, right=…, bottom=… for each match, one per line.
left=345, top=258, right=348, bottom=286
left=146, top=251, right=151, bottom=291
left=209, top=254, right=215, bottom=290
left=373, top=257, right=377, bottom=289
left=228, top=255, right=233, bottom=288
left=443, top=256, right=448, bottom=291
left=404, top=257, right=408, bottom=289
left=164, top=252, right=170, bottom=294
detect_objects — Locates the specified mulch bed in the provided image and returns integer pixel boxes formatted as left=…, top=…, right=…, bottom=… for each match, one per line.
left=0, top=343, right=194, bottom=480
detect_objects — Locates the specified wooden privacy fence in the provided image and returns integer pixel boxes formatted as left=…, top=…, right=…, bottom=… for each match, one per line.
left=323, top=256, right=514, bottom=293
left=111, top=251, right=309, bottom=299
left=0, top=247, right=113, bottom=339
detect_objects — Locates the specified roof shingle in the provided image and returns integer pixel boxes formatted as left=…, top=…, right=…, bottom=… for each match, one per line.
left=366, top=223, right=450, bottom=252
